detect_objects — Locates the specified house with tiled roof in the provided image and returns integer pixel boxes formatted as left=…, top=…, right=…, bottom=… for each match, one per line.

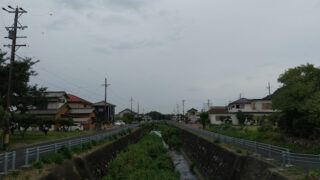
left=186, top=108, right=200, bottom=123
left=92, top=101, right=116, bottom=123
left=209, top=95, right=277, bottom=125
left=65, top=94, right=96, bottom=130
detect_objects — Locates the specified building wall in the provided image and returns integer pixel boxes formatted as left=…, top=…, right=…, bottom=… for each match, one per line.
left=251, top=100, right=273, bottom=112
left=209, top=114, right=238, bottom=125
left=68, top=103, right=92, bottom=109
left=228, top=104, right=252, bottom=113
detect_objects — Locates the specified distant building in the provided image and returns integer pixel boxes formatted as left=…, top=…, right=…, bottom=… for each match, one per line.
left=118, top=108, right=137, bottom=118
left=186, top=108, right=199, bottom=123
left=92, top=101, right=116, bottom=123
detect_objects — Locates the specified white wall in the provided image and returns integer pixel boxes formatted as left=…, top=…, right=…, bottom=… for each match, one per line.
left=209, top=114, right=238, bottom=125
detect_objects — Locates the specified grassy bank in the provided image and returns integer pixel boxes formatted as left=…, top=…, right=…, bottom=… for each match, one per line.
left=0, top=130, right=86, bottom=151
left=206, top=124, right=320, bottom=154
left=103, top=133, right=179, bottom=180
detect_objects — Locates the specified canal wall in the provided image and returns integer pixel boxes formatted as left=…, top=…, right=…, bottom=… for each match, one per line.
left=178, top=128, right=289, bottom=180
left=39, top=125, right=152, bottom=180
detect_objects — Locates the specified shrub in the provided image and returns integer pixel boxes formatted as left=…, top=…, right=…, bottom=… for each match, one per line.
left=82, top=142, right=92, bottom=152
left=91, top=140, right=97, bottom=146
left=58, top=146, right=72, bottom=159
left=71, top=146, right=82, bottom=154
left=40, top=155, right=53, bottom=164
left=189, top=162, right=196, bottom=173
left=32, top=161, right=43, bottom=169
left=167, top=135, right=182, bottom=151
left=258, top=123, right=274, bottom=132
left=52, top=154, right=64, bottom=164
left=213, top=138, right=220, bottom=144
left=236, top=148, right=242, bottom=154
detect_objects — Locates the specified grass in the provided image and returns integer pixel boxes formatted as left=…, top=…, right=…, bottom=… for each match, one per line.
left=154, top=123, right=182, bottom=151
left=103, top=133, right=179, bottom=180
left=0, top=130, right=86, bottom=151
left=205, top=124, right=320, bottom=154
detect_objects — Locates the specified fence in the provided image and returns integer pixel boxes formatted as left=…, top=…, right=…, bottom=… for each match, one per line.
left=167, top=121, right=320, bottom=170
left=0, top=125, right=137, bottom=174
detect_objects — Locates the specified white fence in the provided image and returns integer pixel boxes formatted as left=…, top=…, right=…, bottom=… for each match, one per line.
left=167, top=121, right=320, bottom=170
left=0, top=125, right=137, bottom=174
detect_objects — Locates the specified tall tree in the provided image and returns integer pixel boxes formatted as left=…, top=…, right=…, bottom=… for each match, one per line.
left=273, top=64, right=320, bottom=139
left=0, top=50, right=47, bottom=113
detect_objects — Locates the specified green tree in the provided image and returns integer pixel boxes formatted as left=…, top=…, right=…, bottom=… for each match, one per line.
left=236, top=111, right=246, bottom=125
left=0, top=50, right=47, bottom=113
left=200, top=112, right=209, bottom=129
left=57, top=118, right=74, bottom=132
left=37, top=117, right=55, bottom=135
left=0, top=106, right=10, bottom=130
left=146, top=111, right=163, bottom=120
left=14, top=114, right=36, bottom=138
left=123, top=113, right=135, bottom=124
left=273, top=64, right=320, bottom=139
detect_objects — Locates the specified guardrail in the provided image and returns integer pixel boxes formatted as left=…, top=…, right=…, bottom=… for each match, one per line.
left=0, top=125, right=136, bottom=174
left=167, top=121, right=320, bottom=170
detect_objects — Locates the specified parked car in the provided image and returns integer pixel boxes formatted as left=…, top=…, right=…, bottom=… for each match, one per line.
left=114, top=120, right=125, bottom=126
left=69, top=123, right=84, bottom=131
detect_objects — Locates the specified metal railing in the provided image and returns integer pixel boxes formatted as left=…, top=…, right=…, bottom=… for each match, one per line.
left=0, top=125, right=137, bottom=174
left=167, top=121, right=320, bottom=170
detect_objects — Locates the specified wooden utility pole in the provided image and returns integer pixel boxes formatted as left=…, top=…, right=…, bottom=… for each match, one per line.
left=2, top=6, right=27, bottom=150
left=130, top=97, right=134, bottom=112
left=102, top=78, right=110, bottom=123
left=182, top=100, right=185, bottom=121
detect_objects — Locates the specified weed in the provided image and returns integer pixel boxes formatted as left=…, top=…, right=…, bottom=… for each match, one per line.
left=32, top=161, right=43, bottom=169
left=25, top=174, right=30, bottom=180
left=189, top=162, right=196, bottom=173
left=71, top=146, right=82, bottom=154
left=236, top=148, right=242, bottom=154
left=214, top=138, right=220, bottom=144
left=58, top=145, right=72, bottom=159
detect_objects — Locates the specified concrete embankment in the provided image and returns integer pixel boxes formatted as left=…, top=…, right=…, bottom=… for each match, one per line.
left=38, top=125, right=152, bottom=180
left=178, top=127, right=289, bottom=180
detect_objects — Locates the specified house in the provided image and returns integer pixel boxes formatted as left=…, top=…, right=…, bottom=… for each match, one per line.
left=209, top=106, right=238, bottom=125
left=92, top=101, right=116, bottom=123
left=65, top=94, right=96, bottom=130
left=28, top=91, right=70, bottom=130
left=209, top=95, right=276, bottom=125
left=186, top=108, right=200, bottom=123
left=118, top=108, right=137, bottom=118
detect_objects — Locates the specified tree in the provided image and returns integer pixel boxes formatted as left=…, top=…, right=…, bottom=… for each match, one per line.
left=57, top=118, right=74, bottom=132
left=0, top=50, right=47, bottom=113
left=146, top=111, right=163, bottom=120
left=0, top=106, right=10, bottom=130
left=220, top=116, right=232, bottom=124
left=272, top=64, right=320, bottom=139
left=37, top=117, right=55, bottom=135
left=236, top=111, right=246, bottom=125
left=13, top=114, right=36, bottom=138
left=123, top=113, right=135, bottom=124
left=200, top=112, right=209, bottom=129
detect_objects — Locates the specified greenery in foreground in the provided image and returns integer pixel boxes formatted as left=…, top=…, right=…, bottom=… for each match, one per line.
left=0, top=130, right=86, bottom=150
left=154, top=123, right=182, bottom=151
left=103, top=133, right=179, bottom=180
left=206, top=124, right=320, bottom=154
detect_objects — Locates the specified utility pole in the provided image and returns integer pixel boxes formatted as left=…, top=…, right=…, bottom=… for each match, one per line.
left=207, top=99, right=211, bottom=112
left=102, top=78, right=110, bottom=123
left=267, top=82, right=271, bottom=96
left=137, top=102, right=140, bottom=114
left=130, top=97, right=134, bottom=112
left=2, top=6, right=27, bottom=150
left=182, top=100, right=185, bottom=121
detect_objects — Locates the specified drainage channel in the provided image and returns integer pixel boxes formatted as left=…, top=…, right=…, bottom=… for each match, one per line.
left=151, top=131, right=197, bottom=180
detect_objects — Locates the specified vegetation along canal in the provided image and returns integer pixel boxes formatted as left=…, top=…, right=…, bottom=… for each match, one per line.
left=102, top=123, right=197, bottom=180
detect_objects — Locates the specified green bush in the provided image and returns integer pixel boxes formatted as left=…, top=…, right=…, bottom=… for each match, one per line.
left=58, top=146, right=72, bottom=159
left=91, top=140, right=97, bottom=146
left=71, top=146, right=82, bottom=154
left=214, top=138, right=220, bottom=144
left=189, top=162, right=196, bottom=173
left=258, top=123, right=274, bottom=132
left=32, top=161, right=43, bottom=169
left=53, top=154, right=64, bottom=164
left=82, top=142, right=92, bottom=152
left=236, top=148, right=242, bottom=154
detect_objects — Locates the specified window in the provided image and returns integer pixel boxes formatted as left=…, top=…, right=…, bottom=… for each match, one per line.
left=262, top=103, right=272, bottom=110
left=252, top=103, right=256, bottom=110
left=215, top=116, right=220, bottom=121
left=236, top=105, right=240, bottom=109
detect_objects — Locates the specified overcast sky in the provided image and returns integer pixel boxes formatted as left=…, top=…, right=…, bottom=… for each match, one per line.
left=1, top=0, right=319, bottom=113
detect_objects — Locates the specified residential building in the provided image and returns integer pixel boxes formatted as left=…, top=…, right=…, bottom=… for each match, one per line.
left=65, top=94, right=95, bottom=130
left=118, top=108, right=137, bottom=118
left=209, top=95, right=276, bottom=125
left=186, top=108, right=200, bottom=123
left=92, top=101, right=116, bottom=123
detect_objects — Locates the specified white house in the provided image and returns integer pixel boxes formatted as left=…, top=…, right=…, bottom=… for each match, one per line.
left=209, top=95, right=276, bottom=125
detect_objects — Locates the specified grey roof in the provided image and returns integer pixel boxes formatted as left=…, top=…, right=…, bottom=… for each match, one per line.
left=229, top=98, right=252, bottom=105
left=46, top=91, right=68, bottom=98
left=118, top=108, right=136, bottom=114
left=92, top=101, right=116, bottom=107
left=187, top=108, right=198, bottom=112
left=68, top=108, right=94, bottom=114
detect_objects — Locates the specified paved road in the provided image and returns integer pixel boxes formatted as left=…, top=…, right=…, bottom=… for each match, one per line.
left=0, top=124, right=138, bottom=172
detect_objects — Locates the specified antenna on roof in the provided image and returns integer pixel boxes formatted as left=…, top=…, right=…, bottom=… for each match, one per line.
left=239, top=93, right=242, bottom=99
left=267, top=82, right=271, bottom=96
